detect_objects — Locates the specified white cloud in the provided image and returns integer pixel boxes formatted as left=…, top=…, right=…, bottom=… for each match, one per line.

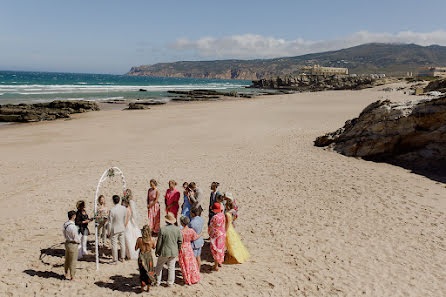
left=169, top=31, right=446, bottom=59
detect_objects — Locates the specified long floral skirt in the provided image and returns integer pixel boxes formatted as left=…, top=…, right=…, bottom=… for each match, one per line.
left=179, top=242, right=200, bottom=285
left=138, top=252, right=156, bottom=286
left=210, top=234, right=226, bottom=264
left=147, top=203, right=160, bottom=235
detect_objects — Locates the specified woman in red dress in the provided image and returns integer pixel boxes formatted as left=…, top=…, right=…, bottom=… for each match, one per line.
left=147, top=179, right=160, bottom=235
left=165, top=180, right=180, bottom=222
left=208, top=203, right=226, bottom=271
left=179, top=216, right=201, bottom=285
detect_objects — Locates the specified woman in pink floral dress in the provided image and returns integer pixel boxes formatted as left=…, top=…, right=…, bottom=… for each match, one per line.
left=179, top=216, right=201, bottom=285
left=208, top=203, right=226, bottom=271
left=147, top=179, right=160, bottom=235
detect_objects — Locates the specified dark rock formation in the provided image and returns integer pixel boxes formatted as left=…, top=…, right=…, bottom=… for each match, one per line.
left=251, top=74, right=376, bottom=91
left=315, top=96, right=446, bottom=180
left=424, top=78, right=446, bottom=93
left=127, top=100, right=166, bottom=110
left=0, top=100, right=99, bottom=122
left=167, top=89, right=253, bottom=101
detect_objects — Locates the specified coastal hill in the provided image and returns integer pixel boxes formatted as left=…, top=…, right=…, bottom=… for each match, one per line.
left=127, top=43, right=446, bottom=80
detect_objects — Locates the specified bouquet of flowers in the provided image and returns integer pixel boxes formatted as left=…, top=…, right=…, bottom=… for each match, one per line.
left=107, top=168, right=115, bottom=178
left=94, top=209, right=108, bottom=225
left=122, top=189, right=131, bottom=204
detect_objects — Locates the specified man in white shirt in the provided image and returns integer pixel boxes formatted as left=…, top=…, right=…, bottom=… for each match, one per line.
left=63, top=210, right=81, bottom=280
left=108, top=195, right=127, bottom=263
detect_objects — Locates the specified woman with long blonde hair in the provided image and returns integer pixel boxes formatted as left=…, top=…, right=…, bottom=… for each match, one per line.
left=135, top=225, right=157, bottom=292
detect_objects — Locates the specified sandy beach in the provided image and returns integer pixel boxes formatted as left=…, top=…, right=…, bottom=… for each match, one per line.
left=0, top=85, right=445, bottom=296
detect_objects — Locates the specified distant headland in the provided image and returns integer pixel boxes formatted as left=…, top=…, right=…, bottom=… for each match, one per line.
left=127, top=43, right=446, bottom=80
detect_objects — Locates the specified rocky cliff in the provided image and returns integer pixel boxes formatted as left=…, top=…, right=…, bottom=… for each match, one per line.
left=251, top=74, right=377, bottom=91
left=127, top=43, right=446, bottom=80
left=314, top=96, right=446, bottom=177
left=424, top=78, right=446, bottom=93
left=0, top=100, right=99, bottom=122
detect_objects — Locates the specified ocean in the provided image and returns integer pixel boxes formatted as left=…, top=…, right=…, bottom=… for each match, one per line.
left=0, top=71, right=252, bottom=104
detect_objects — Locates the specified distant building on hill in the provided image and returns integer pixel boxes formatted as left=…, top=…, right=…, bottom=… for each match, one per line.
left=417, top=67, right=446, bottom=78
left=301, top=65, right=349, bottom=76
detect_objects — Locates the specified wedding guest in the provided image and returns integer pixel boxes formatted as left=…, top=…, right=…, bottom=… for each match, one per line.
left=122, top=189, right=141, bottom=260
left=223, top=192, right=238, bottom=221
left=75, top=200, right=92, bottom=259
left=208, top=203, right=226, bottom=271
left=63, top=210, right=81, bottom=280
left=165, top=180, right=180, bottom=221
left=147, top=179, right=161, bottom=235
left=179, top=216, right=201, bottom=285
left=216, top=193, right=225, bottom=209
left=181, top=182, right=192, bottom=220
left=189, top=207, right=204, bottom=269
left=108, top=195, right=127, bottom=264
left=155, top=213, right=183, bottom=287
left=224, top=200, right=249, bottom=264
left=208, top=182, right=221, bottom=226
left=94, top=195, right=109, bottom=254
left=188, top=182, right=203, bottom=212
left=135, top=225, right=157, bottom=292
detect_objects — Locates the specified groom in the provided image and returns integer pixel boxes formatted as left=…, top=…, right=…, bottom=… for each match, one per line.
left=108, top=194, right=127, bottom=264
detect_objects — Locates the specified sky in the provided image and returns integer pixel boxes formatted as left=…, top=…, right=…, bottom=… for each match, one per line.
left=1, top=0, right=445, bottom=74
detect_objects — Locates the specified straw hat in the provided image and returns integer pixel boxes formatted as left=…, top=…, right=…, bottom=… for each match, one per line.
left=224, top=192, right=234, bottom=202
left=165, top=213, right=177, bottom=224
left=76, top=200, right=85, bottom=210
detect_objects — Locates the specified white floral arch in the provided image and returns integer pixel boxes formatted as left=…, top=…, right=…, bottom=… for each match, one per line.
left=94, top=167, right=127, bottom=270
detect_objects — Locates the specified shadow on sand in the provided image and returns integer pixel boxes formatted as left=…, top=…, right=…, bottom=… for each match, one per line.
left=365, top=156, right=446, bottom=184
left=95, top=274, right=141, bottom=293
left=24, top=269, right=65, bottom=280
left=40, top=240, right=109, bottom=266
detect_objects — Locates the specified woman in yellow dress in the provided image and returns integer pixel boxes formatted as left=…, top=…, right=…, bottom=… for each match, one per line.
left=224, top=197, right=250, bottom=264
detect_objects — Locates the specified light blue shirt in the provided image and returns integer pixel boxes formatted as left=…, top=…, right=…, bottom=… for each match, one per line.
left=189, top=216, right=204, bottom=249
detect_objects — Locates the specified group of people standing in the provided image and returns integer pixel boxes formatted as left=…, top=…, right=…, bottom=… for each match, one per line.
left=62, top=180, right=250, bottom=292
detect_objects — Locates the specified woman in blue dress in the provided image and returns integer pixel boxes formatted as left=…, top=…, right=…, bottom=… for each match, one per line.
left=181, top=182, right=192, bottom=219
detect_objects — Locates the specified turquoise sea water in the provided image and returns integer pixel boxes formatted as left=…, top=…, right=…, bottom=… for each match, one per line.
left=0, top=71, right=252, bottom=104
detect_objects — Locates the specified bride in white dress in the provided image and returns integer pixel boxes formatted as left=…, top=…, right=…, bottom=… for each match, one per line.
left=123, top=189, right=142, bottom=260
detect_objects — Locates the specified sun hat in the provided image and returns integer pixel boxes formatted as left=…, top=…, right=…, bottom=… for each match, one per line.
left=76, top=200, right=85, bottom=210
left=165, top=212, right=177, bottom=224
left=211, top=202, right=223, bottom=213
left=224, top=192, right=234, bottom=202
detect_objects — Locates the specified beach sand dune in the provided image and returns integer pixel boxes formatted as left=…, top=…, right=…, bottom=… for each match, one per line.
left=0, top=86, right=445, bottom=296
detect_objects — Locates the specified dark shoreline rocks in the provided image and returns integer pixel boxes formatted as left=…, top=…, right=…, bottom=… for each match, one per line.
left=252, top=74, right=377, bottom=91
left=127, top=100, right=166, bottom=110
left=424, top=78, right=446, bottom=93
left=0, top=100, right=99, bottom=122
left=167, top=89, right=254, bottom=101
left=314, top=96, right=446, bottom=179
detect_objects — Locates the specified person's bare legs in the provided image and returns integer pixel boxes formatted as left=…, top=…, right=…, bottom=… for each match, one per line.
left=196, top=256, right=201, bottom=270
left=213, top=260, right=219, bottom=271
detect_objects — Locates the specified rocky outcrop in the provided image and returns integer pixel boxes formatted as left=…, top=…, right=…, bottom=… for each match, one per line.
left=127, top=100, right=166, bottom=110
left=0, top=100, right=99, bottom=122
left=167, top=89, right=253, bottom=101
left=315, top=96, right=446, bottom=174
left=424, top=78, right=446, bottom=93
left=251, top=74, right=376, bottom=91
